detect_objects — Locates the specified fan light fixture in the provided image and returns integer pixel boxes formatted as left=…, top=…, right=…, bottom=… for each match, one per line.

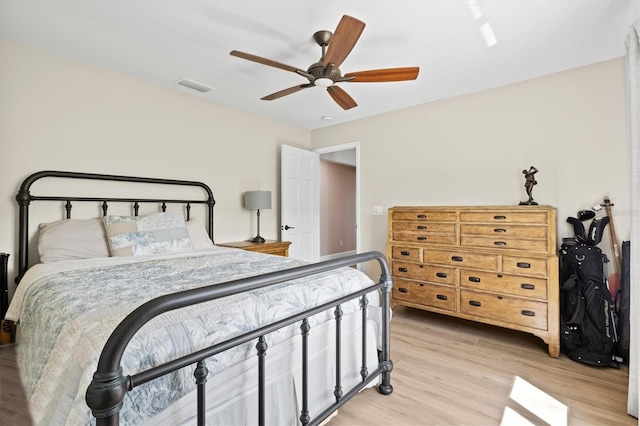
left=314, top=77, right=333, bottom=88
left=229, top=15, right=419, bottom=110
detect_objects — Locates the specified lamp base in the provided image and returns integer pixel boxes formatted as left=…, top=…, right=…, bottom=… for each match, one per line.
left=250, top=235, right=266, bottom=243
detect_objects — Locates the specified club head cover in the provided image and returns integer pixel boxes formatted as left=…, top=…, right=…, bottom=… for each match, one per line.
left=587, top=216, right=609, bottom=246
left=566, top=217, right=587, bottom=242
left=578, top=210, right=596, bottom=221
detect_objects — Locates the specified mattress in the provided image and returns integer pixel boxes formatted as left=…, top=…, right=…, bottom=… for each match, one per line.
left=6, top=247, right=382, bottom=425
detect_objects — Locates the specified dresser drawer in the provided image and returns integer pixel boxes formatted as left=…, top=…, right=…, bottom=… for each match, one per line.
left=392, top=260, right=456, bottom=285
left=460, top=235, right=548, bottom=252
left=502, top=256, right=548, bottom=277
left=423, top=249, right=498, bottom=271
left=460, top=224, right=547, bottom=239
left=460, top=211, right=548, bottom=224
left=392, top=210, right=456, bottom=222
left=394, top=279, right=456, bottom=312
left=393, top=222, right=456, bottom=234
left=393, top=232, right=457, bottom=245
left=460, top=290, right=548, bottom=330
left=391, top=246, right=421, bottom=262
left=460, top=270, right=548, bottom=299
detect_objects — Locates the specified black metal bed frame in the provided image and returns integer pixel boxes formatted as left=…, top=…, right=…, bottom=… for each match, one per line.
left=14, top=170, right=393, bottom=426
left=15, top=170, right=215, bottom=284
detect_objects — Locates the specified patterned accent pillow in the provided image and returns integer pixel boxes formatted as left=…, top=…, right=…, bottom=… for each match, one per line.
left=103, top=212, right=192, bottom=257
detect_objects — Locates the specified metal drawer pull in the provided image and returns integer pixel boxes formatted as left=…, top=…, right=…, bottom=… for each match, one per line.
left=436, top=294, right=448, bottom=301
left=493, top=215, right=507, bottom=220
left=494, top=241, right=507, bottom=246
left=417, top=225, right=427, bottom=230
left=436, top=272, right=448, bottom=278
left=400, top=251, right=411, bottom=256
left=468, top=276, right=481, bottom=283
left=398, top=288, right=408, bottom=293
left=516, top=262, right=531, bottom=268
left=417, top=214, right=427, bottom=219
left=493, top=228, right=507, bottom=233
left=469, top=301, right=481, bottom=307
left=398, top=267, right=408, bottom=272
left=521, top=283, right=535, bottom=290
left=417, top=237, right=427, bottom=241
left=451, top=256, right=463, bottom=262
left=521, top=310, right=535, bottom=317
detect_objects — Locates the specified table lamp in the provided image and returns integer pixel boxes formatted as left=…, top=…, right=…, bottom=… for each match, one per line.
left=244, top=190, right=272, bottom=243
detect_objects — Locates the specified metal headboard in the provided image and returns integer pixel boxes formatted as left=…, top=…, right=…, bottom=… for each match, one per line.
left=15, top=170, right=215, bottom=284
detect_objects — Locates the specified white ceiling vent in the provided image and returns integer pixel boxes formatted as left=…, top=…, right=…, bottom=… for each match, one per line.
left=176, top=78, right=213, bottom=93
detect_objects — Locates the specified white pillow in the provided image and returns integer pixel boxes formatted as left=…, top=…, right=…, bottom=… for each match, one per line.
left=38, top=218, right=111, bottom=263
left=103, top=211, right=192, bottom=257
left=186, top=220, right=214, bottom=249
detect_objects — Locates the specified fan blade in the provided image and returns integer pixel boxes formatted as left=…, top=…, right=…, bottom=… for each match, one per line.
left=327, top=86, right=357, bottom=110
left=262, top=84, right=312, bottom=101
left=230, top=50, right=303, bottom=74
left=323, top=15, right=365, bottom=69
left=344, top=67, right=420, bottom=82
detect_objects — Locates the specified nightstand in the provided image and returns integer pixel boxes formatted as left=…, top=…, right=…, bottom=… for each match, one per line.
left=217, top=240, right=291, bottom=257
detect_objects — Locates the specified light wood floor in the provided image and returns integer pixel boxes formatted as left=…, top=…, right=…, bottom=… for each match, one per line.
left=0, top=307, right=634, bottom=425
left=329, top=306, right=634, bottom=426
left=0, top=343, right=32, bottom=426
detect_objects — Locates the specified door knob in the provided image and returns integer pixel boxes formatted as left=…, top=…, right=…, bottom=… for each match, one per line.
left=283, top=225, right=295, bottom=230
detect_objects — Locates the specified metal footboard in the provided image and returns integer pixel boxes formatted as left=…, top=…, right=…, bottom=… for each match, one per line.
left=85, top=251, right=393, bottom=426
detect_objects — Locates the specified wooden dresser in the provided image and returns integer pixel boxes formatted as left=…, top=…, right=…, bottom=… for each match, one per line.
left=387, top=205, right=559, bottom=357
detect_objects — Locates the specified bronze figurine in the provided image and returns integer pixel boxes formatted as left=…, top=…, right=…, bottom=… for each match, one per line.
left=520, top=166, right=539, bottom=205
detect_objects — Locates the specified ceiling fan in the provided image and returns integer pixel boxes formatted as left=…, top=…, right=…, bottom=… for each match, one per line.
left=230, top=15, right=420, bottom=110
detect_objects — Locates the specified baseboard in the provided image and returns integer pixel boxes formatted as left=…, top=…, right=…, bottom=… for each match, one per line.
left=319, top=250, right=357, bottom=262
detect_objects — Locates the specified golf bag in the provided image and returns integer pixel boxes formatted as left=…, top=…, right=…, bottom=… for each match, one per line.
left=559, top=219, right=617, bottom=367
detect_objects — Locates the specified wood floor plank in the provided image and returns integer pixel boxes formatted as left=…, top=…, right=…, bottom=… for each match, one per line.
left=329, top=306, right=635, bottom=426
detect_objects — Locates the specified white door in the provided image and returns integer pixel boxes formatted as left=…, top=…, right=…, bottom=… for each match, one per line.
left=280, top=144, right=319, bottom=261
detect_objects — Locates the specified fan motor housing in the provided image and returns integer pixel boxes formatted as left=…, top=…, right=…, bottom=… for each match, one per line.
left=308, top=61, right=341, bottom=81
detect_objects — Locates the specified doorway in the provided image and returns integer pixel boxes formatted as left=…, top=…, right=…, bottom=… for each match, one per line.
left=314, top=142, right=359, bottom=261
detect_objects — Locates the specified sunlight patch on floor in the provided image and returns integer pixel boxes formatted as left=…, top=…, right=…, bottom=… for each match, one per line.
left=501, top=407, right=536, bottom=426
left=501, top=376, right=568, bottom=426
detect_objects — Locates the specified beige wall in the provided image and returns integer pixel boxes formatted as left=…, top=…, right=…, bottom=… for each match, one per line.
left=0, top=39, right=630, bottom=292
left=311, top=58, right=630, bottom=277
left=0, top=39, right=310, bottom=293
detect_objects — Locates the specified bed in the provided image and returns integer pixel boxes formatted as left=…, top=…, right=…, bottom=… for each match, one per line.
left=5, top=170, right=393, bottom=425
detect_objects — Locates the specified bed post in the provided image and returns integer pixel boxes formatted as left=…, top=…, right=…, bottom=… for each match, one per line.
left=85, top=368, right=129, bottom=426
left=15, top=178, right=33, bottom=284
left=378, top=268, right=394, bottom=395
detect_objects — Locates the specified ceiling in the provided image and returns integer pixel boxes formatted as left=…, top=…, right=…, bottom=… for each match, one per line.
left=1, top=1, right=637, bottom=130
